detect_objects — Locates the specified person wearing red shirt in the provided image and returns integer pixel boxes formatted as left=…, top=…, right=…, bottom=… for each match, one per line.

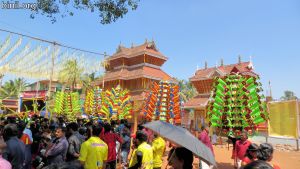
left=198, top=125, right=214, bottom=169
left=198, top=126, right=214, bottom=155
left=101, top=123, right=123, bottom=169
left=234, top=132, right=251, bottom=169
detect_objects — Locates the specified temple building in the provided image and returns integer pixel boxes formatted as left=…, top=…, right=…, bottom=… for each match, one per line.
left=93, top=40, right=173, bottom=112
left=183, top=57, right=257, bottom=130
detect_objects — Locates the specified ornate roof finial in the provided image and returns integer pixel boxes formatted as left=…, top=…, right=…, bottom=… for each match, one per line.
left=248, top=55, right=254, bottom=69
left=205, top=61, right=208, bottom=69
left=238, top=55, right=242, bottom=64
left=116, top=43, right=122, bottom=53
left=145, top=38, right=148, bottom=43
left=220, top=58, right=224, bottom=66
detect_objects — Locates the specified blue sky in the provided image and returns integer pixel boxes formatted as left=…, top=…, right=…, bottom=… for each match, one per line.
left=0, top=0, right=300, bottom=99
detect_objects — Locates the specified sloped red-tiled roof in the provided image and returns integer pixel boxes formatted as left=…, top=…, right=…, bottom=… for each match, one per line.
left=183, top=95, right=210, bottom=108
left=109, top=41, right=168, bottom=60
left=94, top=66, right=171, bottom=84
left=190, top=61, right=256, bottom=81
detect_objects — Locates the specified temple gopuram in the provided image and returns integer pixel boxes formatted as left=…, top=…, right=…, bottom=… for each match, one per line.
left=93, top=40, right=173, bottom=117
left=183, top=57, right=257, bottom=130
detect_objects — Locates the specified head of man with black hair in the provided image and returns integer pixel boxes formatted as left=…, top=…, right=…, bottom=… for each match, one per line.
left=92, top=125, right=102, bottom=137
left=240, top=131, right=248, bottom=142
left=67, top=122, right=79, bottom=135
left=245, top=143, right=260, bottom=161
left=137, top=124, right=144, bottom=131
left=168, top=147, right=194, bottom=169
left=244, top=160, right=274, bottom=169
left=257, top=143, right=274, bottom=162
left=3, top=123, right=19, bottom=141
left=103, top=123, right=111, bottom=133
left=55, top=127, right=66, bottom=139
left=134, top=131, right=148, bottom=147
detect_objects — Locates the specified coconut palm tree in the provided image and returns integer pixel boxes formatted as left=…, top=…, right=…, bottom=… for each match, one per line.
left=177, top=79, right=198, bottom=103
left=81, top=72, right=97, bottom=95
left=0, top=78, right=27, bottom=99
left=58, top=59, right=84, bottom=91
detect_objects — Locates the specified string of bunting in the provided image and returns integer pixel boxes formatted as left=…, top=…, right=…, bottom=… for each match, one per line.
left=0, top=33, right=105, bottom=79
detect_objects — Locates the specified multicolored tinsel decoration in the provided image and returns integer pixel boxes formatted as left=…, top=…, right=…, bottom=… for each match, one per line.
left=54, top=91, right=81, bottom=121
left=207, top=74, right=268, bottom=135
left=99, top=85, right=132, bottom=121
left=84, top=86, right=103, bottom=116
left=142, top=81, right=181, bottom=124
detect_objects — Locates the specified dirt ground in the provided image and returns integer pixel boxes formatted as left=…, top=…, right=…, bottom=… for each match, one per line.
left=160, top=145, right=300, bottom=169
left=212, top=145, right=300, bottom=169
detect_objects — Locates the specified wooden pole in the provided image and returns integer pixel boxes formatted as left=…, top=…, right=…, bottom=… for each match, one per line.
left=296, top=99, right=300, bottom=151
left=128, top=101, right=138, bottom=164
left=266, top=102, right=271, bottom=143
left=46, top=43, right=57, bottom=119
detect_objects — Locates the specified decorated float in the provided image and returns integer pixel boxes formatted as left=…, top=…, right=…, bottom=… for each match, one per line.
left=142, top=81, right=181, bottom=124
left=207, top=73, right=268, bottom=136
left=53, top=91, right=81, bottom=121
left=84, top=85, right=133, bottom=121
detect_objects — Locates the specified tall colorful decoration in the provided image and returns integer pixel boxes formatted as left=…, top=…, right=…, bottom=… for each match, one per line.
left=143, top=81, right=181, bottom=124
left=54, top=91, right=81, bottom=121
left=84, top=86, right=103, bottom=116
left=207, top=74, right=268, bottom=135
left=100, top=85, right=132, bottom=121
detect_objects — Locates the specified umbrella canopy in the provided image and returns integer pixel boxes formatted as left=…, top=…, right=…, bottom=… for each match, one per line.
left=143, top=120, right=216, bottom=166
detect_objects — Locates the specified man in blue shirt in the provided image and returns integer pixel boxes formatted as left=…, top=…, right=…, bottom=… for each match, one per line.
left=45, top=127, right=69, bottom=165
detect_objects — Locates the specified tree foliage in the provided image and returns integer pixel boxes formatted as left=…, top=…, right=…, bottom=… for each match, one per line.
left=177, top=79, right=198, bottom=103
left=31, top=0, right=139, bottom=24
left=280, top=90, right=298, bottom=101
left=0, top=78, right=27, bottom=99
left=58, top=59, right=84, bottom=91
left=81, top=72, right=96, bottom=94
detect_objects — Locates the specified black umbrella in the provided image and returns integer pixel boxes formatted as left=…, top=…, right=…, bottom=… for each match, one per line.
left=143, top=120, right=216, bottom=166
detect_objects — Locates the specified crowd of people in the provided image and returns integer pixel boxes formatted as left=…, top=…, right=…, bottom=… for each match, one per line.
left=0, top=115, right=195, bottom=169
left=0, top=114, right=282, bottom=169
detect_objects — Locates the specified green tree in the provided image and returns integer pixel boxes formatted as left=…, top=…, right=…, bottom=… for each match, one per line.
left=58, top=59, right=84, bottom=91
left=280, top=90, right=298, bottom=100
left=0, top=78, right=27, bottom=99
left=81, top=72, right=96, bottom=94
left=177, top=79, right=198, bottom=103
left=31, top=0, right=139, bottom=24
